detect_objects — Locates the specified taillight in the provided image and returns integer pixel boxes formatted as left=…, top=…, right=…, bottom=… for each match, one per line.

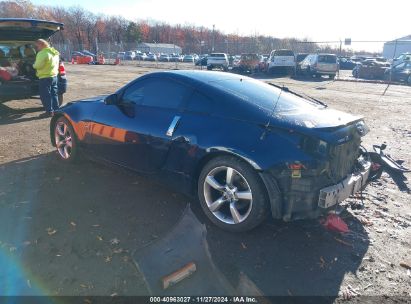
left=59, top=62, right=66, bottom=76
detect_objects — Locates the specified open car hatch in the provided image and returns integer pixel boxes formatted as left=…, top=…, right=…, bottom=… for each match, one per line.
left=0, top=18, right=63, bottom=41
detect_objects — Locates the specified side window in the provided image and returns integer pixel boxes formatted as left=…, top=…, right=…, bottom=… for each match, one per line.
left=122, top=81, right=145, bottom=105
left=186, top=91, right=213, bottom=114
left=395, top=63, right=405, bottom=69
left=142, top=78, right=191, bottom=109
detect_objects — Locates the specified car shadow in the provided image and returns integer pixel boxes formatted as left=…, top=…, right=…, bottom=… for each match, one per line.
left=0, top=102, right=45, bottom=125
left=385, top=169, right=410, bottom=193
left=0, top=153, right=369, bottom=298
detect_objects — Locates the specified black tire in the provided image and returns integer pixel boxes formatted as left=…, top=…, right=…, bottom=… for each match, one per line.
left=207, top=65, right=212, bottom=70
left=329, top=74, right=336, bottom=79
left=198, top=155, right=270, bottom=232
left=53, top=116, right=78, bottom=162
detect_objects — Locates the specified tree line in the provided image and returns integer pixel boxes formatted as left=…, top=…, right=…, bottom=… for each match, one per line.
left=1, top=0, right=362, bottom=56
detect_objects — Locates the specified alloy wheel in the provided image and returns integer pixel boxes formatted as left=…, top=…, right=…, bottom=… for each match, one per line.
left=203, top=166, right=253, bottom=225
left=54, top=121, right=73, bottom=159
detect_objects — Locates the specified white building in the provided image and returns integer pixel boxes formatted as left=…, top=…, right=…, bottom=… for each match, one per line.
left=136, top=43, right=182, bottom=55
left=383, top=35, right=411, bottom=59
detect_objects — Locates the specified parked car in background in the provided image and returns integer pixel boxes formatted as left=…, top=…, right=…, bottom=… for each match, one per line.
left=117, top=52, right=126, bottom=60
left=183, top=55, right=195, bottom=63
left=0, top=18, right=67, bottom=102
left=338, top=57, right=356, bottom=70
left=146, top=53, right=157, bottom=61
left=71, top=51, right=84, bottom=61
left=103, top=51, right=118, bottom=59
left=299, top=53, right=339, bottom=79
left=135, top=52, right=147, bottom=61
left=295, top=53, right=308, bottom=75
left=124, top=51, right=136, bottom=60
left=352, top=59, right=390, bottom=79
left=50, top=70, right=371, bottom=232
left=82, top=50, right=96, bottom=59
left=159, top=54, right=170, bottom=62
left=267, top=49, right=296, bottom=75
left=232, top=53, right=260, bottom=74
left=207, top=53, right=229, bottom=71
left=392, top=53, right=411, bottom=66
left=384, top=62, right=411, bottom=85
left=170, top=54, right=182, bottom=62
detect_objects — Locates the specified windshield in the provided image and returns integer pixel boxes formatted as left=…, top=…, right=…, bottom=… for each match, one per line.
left=274, top=50, right=294, bottom=56
left=210, top=53, right=225, bottom=57
left=208, top=78, right=320, bottom=113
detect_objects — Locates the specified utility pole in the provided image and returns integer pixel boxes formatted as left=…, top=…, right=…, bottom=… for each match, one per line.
left=212, top=24, right=215, bottom=52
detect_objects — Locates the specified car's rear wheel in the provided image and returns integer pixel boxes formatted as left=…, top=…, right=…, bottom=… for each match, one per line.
left=54, top=116, right=78, bottom=162
left=198, top=156, right=269, bottom=232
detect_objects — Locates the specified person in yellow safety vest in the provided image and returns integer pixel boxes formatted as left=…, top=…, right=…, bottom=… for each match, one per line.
left=33, top=39, right=60, bottom=117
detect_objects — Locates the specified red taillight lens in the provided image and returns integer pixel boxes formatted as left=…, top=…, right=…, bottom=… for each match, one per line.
left=288, top=163, right=306, bottom=170
left=59, top=62, right=66, bottom=75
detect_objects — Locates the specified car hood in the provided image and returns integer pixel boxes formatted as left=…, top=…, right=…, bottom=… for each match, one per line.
left=0, top=18, right=63, bottom=41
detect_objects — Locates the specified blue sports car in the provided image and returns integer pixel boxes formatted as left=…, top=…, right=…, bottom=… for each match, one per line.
left=50, top=71, right=372, bottom=232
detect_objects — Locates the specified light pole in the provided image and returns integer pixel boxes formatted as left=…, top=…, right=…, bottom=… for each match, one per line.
left=212, top=24, right=215, bottom=52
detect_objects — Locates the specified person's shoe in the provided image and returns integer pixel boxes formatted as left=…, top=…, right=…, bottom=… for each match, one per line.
left=39, top=112, right=51, bottom=118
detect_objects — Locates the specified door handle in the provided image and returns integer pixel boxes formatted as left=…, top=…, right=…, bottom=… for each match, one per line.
left=166, top=116, right=181, bottom=137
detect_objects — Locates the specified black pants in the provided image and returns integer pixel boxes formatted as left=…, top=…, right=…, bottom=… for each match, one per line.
left=39, top=76, right=58, bottom=112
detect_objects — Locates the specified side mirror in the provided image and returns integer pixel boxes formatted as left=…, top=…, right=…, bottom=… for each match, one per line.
left=104, top=93, right=119, bottom=105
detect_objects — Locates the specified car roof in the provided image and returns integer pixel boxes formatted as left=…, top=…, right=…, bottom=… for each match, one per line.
left=142, top=70, right=244, bottom=85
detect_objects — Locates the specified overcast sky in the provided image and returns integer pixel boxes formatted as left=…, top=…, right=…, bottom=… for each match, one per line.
left=32, top=0, right=411, bottom=52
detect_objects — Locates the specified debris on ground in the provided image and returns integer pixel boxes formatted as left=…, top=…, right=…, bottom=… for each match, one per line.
left=321, top=214, right=349, bottom=233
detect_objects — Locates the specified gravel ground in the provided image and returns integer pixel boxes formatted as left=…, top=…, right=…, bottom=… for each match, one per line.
left=0, top=64, right=410, bottom=301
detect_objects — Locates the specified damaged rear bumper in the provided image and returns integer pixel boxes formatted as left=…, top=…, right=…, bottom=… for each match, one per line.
left=260, top=154, right=372, bottom=222
left=318, top=160, right=371, bottom=209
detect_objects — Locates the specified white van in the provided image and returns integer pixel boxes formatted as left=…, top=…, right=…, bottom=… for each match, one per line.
left=267, top=49, right=295, bottom=75
left=299, top=53, right=339, bottom=79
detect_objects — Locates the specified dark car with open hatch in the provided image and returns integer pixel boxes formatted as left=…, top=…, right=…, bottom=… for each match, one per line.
left=0, top=18, right=67, bottom=104
left=50, top=70, right=371, bottom=232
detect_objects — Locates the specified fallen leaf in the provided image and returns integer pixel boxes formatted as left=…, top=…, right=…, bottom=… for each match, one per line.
left=109, top=238, right=120, bottom=245
left=400, top=262, right=411, bottom=270
left=241, top=242, right=247, bottom=249
left=70, top=222, right=77, bottom=227
left=46, top=228, right=57, bottom=236
left=97, top=236, right=103, bottom=241
left=334, top=237, right=353, bottom=247
left=104, top=256, right=112, bottom=263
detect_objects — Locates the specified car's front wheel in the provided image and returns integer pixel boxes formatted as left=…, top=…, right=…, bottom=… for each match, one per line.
left=198, top=156, right=269, bottom=232
left=53, top=116, right=78, bottom=162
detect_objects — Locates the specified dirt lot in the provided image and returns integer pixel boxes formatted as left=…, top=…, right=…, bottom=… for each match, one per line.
left=0, top=64, right=410, bottom=301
